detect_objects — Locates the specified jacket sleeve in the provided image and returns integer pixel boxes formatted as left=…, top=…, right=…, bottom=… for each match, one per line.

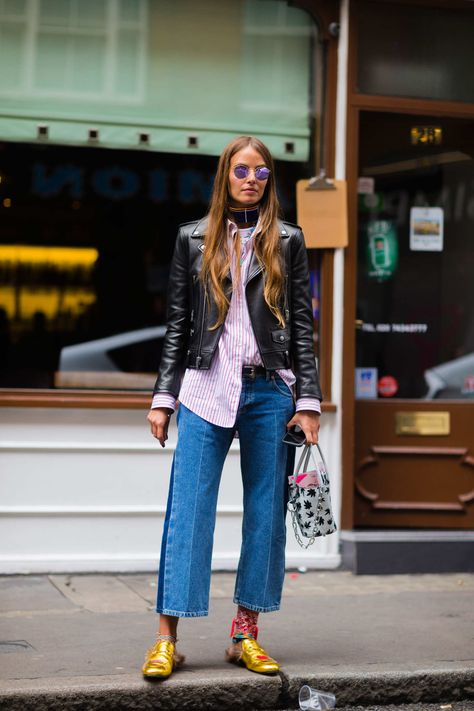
left=289, top=229, right=323, bottom=402
left=152, top=228, right=190, bottom=398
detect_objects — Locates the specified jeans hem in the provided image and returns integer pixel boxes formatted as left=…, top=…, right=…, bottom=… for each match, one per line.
left=233, top=598, right=280, bottom=613
left=156, top=608, right=208, bottom=617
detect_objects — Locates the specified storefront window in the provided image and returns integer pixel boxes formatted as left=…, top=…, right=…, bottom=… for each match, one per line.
left=356, top=1, right=474, bottom=104
left=356, top=112, right=474, bottom=401
left=0, top=143, right=317, bottom=390
left=0, top=1, right=321, bottom=392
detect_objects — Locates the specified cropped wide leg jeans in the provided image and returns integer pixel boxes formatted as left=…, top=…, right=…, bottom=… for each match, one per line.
left=156, top=373, right=296, bottom=617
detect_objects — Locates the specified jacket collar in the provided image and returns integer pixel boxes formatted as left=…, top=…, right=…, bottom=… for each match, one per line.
left=191, top=216, right=289, bottom=238
left=192, top=216, right=289, bottom=285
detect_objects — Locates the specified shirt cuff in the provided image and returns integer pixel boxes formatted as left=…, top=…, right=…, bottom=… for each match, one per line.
left=151, top=393, right=177, bottom=412
left=295, top=397, right=321, bottom=414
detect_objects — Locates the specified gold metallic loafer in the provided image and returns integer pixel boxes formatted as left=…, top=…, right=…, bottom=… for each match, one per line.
left=225, top=636, right=280, bottom=675
left=142, top=639, right=185, bottom=679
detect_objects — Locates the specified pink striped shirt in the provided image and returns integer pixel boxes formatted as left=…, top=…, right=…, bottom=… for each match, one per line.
left=152, top=221, right=321, bottom=426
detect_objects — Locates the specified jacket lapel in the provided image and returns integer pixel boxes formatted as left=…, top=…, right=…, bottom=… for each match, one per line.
left=191, top=216, right=208, bottom=237
left=245, top=249, right=263, bottom=285
left=245, top=220, right=289, bottom=285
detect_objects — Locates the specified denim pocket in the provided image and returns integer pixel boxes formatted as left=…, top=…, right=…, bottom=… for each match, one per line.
left=271, top=374, right=294, bottom=399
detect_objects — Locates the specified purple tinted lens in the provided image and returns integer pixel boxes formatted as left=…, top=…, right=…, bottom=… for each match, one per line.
left=234, top=165, right=249, bottom=179
left=255, top=166, right=270, bottom=181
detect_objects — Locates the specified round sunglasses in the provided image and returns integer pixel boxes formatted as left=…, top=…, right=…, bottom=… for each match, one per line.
left=233, top=164, right=271, bottom=181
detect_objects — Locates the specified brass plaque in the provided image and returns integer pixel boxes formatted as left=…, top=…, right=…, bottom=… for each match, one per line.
left=396, top=411, right=450, bottom=436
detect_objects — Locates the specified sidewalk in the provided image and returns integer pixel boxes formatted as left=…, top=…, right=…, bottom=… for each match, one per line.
left=0, top=571, right=473, bottom=710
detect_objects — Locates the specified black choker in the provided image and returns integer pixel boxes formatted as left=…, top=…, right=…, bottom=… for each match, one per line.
left=228, top=205, right=259, bottom=225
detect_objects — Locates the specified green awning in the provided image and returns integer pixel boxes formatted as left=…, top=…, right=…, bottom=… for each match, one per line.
left=0, top=0, right=315, bottom=161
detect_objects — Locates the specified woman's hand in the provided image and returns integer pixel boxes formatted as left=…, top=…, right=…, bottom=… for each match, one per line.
left=147, top=407, right=173, bottom=448
left=286, top=410, right=320, bottom=445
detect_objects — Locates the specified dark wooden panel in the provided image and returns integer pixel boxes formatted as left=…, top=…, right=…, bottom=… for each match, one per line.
left=355, top=401, right=474, bottom=528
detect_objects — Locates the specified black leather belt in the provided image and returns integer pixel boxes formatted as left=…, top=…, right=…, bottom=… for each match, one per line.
left=242, top=365, right=268, bottom=379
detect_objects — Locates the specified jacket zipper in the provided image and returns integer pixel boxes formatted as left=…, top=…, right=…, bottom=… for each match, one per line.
left=196, top=285, right=207, bottom=368
left=284, top=272, right=290, bottom=366
left=190, top=275, right=196, bottom=338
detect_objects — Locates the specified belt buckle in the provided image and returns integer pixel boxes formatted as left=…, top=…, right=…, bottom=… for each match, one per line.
left=244, top=365, right=256, bottom=379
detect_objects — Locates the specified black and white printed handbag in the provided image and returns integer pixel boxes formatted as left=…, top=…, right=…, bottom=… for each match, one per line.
left=287, top=444, right=337, bottom=549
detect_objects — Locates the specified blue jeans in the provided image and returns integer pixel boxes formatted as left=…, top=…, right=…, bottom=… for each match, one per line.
left=156, top=373, right=296, bottom=617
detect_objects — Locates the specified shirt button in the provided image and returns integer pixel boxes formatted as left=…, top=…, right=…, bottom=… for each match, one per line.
left=279, top=335, right=285, bottom=341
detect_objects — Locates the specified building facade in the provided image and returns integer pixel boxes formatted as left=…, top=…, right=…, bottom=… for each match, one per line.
left=0, top=0, right=473, bottom=573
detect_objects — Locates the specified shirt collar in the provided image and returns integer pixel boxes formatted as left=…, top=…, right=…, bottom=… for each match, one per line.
left=227, top=217, right=261, bottom=239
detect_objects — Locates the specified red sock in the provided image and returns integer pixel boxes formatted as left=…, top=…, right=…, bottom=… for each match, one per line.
left=230, top=605, right=259, bottom=640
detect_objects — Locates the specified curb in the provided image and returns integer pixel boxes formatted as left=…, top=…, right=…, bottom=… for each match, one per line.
left=1, top=667, right=473, bottom=710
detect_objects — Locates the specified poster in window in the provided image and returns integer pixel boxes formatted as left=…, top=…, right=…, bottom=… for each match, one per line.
left=410, top=207, right=444, bottom=252
left=355, top=367, right=378, bottom=399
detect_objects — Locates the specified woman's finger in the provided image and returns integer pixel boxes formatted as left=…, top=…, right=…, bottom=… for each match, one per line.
left=154, top=429, right=165, bottom=447
left=302, top=425, right=319, bottom=445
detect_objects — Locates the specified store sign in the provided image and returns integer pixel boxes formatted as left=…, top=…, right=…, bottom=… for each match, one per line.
left=366, top=220, right=398, bottom=281
left=31, top=163, right=214, bottom=204
left=410, top=126, right=442, bottom=145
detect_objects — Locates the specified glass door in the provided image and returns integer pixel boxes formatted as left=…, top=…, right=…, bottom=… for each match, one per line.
left=354, top=111, right=474, bottom=529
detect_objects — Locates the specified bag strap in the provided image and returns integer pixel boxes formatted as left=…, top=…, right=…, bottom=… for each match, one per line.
left=290, top=509, right=317, bottom=549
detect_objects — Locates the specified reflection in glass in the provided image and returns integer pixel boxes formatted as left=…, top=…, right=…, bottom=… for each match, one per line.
left=356, top=112, right=474, bottom=401
left=0, top=141, right=316, bottom=390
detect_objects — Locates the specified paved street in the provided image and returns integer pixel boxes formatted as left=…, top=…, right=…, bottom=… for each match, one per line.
left=0, top=571, right=473, bottom=710
left=279, top=706, right=474, bottom=711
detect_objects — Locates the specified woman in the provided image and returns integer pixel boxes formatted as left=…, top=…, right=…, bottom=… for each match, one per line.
left=143, top=136, right=322, bottom=678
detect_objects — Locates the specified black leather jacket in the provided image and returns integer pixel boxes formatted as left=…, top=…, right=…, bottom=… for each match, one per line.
left=153, top=217, right=322, bottom=402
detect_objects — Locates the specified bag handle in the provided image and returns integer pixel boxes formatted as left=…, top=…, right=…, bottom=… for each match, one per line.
left=295, top=443, right=330, bottom=481
left=316, top=444, right=329, bottom=480
left=295, top=444, right=311, bottom=474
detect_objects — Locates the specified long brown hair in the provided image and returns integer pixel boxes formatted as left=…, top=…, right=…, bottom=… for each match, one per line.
left=201, top=135, right=285, bottom=330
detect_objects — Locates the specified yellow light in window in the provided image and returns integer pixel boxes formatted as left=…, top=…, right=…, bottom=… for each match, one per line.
left=0, top=287, right=15, bottom=317
left=411, top=126, right=443, bottom=145
left=19, top=288, right=96, bottom=320
left=0, top=286, right=96, bottom=320
left=0, top=245, right=98, bottom=268
left=3, top=197, right=11, bottom=208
